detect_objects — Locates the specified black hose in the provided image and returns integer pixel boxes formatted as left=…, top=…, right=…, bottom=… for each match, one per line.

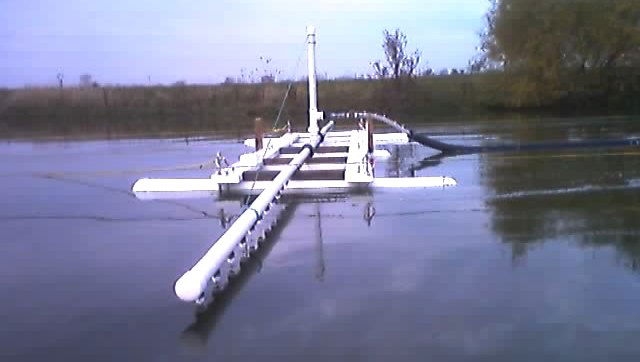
left=411, top=132, right=640, bottom=155
left=328, top=112, right=640, bottom=155
left=409, top=132, right=477, bottom=154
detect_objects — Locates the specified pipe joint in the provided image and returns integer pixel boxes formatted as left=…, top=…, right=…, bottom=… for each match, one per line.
left=301, top=144, right=315, bottom=158
left=248, top=207, right=262, bottom=221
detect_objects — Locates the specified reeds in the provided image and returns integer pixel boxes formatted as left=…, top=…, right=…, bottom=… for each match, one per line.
left=2, top=72, right=635, bottom=139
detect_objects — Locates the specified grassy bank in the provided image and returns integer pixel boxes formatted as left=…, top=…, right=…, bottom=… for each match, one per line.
left=1, top=73, right=638, bottom=139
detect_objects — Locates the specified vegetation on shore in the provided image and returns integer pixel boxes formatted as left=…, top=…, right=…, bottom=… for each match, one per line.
left=475, top=0, right=640, bottom=108
left=2, top=0, right=640, bottom=139
left=0, top=74, right=493, bottom=138
left=1, top=70, right=638, bottom=139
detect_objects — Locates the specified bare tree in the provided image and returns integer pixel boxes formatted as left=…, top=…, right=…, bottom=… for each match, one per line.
left=57, top=73, right=64, bottom=88
left=372, top=29, right=421, bottom=79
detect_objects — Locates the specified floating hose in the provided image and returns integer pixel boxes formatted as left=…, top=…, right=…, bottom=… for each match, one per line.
left=328, top=112, right=640, bottom=155
left=410, top=132, right=640, bottom=154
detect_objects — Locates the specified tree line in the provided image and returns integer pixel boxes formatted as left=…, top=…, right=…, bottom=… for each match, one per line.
left=376, top=0, right=640, bottom=110
left=475, top=0, right=640, bottom=108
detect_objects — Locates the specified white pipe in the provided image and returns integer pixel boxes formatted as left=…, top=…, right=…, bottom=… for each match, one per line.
left=307, top=25, right=321, bottom=133
left=174, top=121, right=335, bottom=303
left=328, top=111, right=412, bottom=135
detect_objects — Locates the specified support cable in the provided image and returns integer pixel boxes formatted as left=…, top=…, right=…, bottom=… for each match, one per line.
left=242, top=39, right=308, bottom=207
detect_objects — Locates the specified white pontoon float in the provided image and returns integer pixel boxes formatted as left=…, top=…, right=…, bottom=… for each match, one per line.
left=132, top=26, right=457, bottom=304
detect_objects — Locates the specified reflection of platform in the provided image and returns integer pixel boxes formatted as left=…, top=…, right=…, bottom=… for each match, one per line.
left=178, top=195, right=376, bottom=355
left=179, top=202, right=300, bottom=355
left=132, top=130, right=456, bottom=196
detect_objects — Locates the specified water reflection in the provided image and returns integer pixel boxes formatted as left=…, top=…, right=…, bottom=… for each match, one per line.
left=314, top=203, right=325, bottom=282
left=217, top=208, right=233, bottom=229
left=180, top=202, right=300, bottom=354
left=386, top=144, right=416, bottom=178
left=480, top=149, right=640, bottom=268
left=363, top=201, right=376, bottom=227
left=410, top=125, right=640, bottom=272
left=409, top=153, right=445, bottom=173
left=179, top=192, right=380, bottom=354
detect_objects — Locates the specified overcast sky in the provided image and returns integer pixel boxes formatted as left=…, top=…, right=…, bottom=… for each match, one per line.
left=0, top=0, right=490, bottom=87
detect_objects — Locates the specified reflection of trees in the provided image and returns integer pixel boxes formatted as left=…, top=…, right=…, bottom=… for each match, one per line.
left=480, top=149, right=640, bottom=269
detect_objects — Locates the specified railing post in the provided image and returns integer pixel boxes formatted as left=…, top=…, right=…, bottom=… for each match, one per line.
left=254, top=117, right=264, bottom=151
left=366, top=116, right=374, bottom=154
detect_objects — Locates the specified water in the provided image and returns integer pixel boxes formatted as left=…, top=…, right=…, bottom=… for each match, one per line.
left=2, top=117, right=640, bottom=361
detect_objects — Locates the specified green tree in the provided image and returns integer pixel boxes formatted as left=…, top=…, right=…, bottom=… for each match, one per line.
left=479, top=0, right=640, bottom=106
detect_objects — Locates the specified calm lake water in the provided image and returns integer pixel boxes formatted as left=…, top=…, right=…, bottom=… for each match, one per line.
left=2, top=116, right=640, bottom=361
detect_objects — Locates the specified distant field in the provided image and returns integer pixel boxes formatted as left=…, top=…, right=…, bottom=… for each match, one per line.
left=0, top=73, right=637, bottom=139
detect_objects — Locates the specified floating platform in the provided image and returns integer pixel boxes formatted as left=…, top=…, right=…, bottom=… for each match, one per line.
left=132, top=25, right=459, bottom=305
left=132, top=129, right=457, bottom=196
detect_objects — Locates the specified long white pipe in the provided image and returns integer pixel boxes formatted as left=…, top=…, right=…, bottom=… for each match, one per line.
left=307, top=25, right=320, bottom=134
left=174, top=121, right=334, bottom=303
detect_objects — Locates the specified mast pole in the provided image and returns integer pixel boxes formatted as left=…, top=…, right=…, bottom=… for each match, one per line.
left=306, top=25, right=322, bottom=133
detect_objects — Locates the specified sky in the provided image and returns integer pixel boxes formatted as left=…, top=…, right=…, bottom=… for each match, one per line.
left=0, top=0, right=490, bottom=88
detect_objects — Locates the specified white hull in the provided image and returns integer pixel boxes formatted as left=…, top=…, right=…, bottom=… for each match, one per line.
left=132, top=176, right=456, bottom=194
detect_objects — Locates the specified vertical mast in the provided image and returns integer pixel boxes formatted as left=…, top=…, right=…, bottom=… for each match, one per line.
left=306, top=25, right=322, bottom=133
